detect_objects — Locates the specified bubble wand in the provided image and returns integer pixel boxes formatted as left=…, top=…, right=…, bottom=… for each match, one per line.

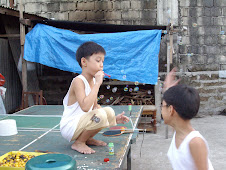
left=104, top=73, right=111, bottom=78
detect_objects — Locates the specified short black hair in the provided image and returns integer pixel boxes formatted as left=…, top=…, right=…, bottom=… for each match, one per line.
left=76, top=41, right=106, bottom=67
left=162, top=84, right=200, bottom=120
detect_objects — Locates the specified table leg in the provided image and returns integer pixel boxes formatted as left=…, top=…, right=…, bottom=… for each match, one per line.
left=153, top=110, right=157, bottom=134
left=127, top=145, right=131, bottom=170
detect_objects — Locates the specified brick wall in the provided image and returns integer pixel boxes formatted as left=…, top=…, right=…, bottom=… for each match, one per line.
left=178, top=0, right=225, bottom=72
left=160, top=71, right=226, bottom=116
left=176, top=0, right=226, bottom=115
left=1, top=0, right=157, bottom=24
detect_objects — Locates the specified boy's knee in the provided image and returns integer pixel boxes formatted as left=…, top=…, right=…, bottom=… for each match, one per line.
left=95, top=109, right=108, bottom=122
left=103, top=107, right=115, bottom=117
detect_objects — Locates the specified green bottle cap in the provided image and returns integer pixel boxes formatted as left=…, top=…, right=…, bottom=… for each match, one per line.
left=108, top=143, right=114, bottom=146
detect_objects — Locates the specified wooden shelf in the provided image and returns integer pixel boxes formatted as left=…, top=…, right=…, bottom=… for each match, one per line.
left=138, top=105, right=157, bottom=133
left=102, top=80, right=146, bottom=86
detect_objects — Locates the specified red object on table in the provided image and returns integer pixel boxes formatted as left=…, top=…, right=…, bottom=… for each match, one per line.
left=0, top=73, right=5, bottom=86
left=104, top=158, right=110, bottom=162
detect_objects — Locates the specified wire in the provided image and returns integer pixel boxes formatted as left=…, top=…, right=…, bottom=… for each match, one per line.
left=129, top=116, right=134, bottom=129
left=140, top=127, right=146, bottom=157
left=140, top=114, right=147, bottom=157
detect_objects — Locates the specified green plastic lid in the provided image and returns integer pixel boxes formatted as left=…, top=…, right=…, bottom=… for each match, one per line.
left=25, top=154, right=76, bottom=170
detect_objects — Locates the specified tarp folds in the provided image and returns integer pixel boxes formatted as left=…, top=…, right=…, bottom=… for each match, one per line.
left=24, top=24, right=162, bottom=84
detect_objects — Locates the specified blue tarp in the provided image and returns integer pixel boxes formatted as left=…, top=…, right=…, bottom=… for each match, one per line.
left=24, top=24, right=161, bottom=84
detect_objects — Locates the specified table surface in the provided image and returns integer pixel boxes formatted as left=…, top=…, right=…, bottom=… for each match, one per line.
left=0, top=105, right=143, bottom=170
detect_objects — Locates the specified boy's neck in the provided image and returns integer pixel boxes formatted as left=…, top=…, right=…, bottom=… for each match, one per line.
left=81, top=71, right=93, bottom=82
left=172, top=118, right=195, bottom=136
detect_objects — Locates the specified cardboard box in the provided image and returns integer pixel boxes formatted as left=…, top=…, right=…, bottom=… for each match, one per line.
left=0, top=151, right=46, bottom=170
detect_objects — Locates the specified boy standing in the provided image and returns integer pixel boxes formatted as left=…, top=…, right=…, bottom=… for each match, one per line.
left=162, top=68, right=214, bottom=170
left=60, top=42, right=129, bottom=154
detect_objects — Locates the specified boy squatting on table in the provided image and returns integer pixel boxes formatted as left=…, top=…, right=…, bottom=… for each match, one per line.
left=60, top=42, right=129, bottom=154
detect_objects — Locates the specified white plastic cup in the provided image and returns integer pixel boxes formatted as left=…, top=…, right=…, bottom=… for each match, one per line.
left=0, top=119, right=18, bottom=136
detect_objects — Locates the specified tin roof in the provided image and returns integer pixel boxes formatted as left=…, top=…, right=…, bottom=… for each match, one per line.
left=0, top=5, right=46, bottom=20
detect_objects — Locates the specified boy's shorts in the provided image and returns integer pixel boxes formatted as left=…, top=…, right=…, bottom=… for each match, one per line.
left=71, top=107, right=116, bottom=141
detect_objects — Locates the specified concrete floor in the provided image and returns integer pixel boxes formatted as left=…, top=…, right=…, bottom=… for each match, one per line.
left=128, top=115, right=226, bottom=170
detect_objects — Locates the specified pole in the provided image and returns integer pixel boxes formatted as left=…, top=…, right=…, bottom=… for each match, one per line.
left=155, top=77, right=161, bottom=122
left=20, top=0, right=27, bottom=92
left=169, top=25, right=174, bottom=64
left=166, top=40, right=170, bottom=139
left=9, top=0, right=14, bottom=8
left=165, top=24, right=174, bottom=139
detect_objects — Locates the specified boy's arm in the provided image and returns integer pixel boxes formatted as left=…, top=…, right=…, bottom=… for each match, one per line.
left=72, top=77, right=102, bottom=112
left=72, top=71, right=104, bottom=112
left=93, top=98, right=101, bottom=110
left=163, top=67, right=180, bottom=92
left=190, top=137, right=209, bottom=170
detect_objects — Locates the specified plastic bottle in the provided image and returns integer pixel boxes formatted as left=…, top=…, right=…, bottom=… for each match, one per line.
left=128, top=103, right=132, bottom=112
left=108, top=143, right=114, bottom=155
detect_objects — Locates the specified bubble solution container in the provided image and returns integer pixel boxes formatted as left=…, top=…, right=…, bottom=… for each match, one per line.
left=108, top=143, right=114, bottom=155
left=25, top=154, right=76, bottom=170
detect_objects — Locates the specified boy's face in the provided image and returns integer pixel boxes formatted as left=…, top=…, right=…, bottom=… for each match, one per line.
left=83, top=52, right=105, bottom=75
left=161, top=100, right=171, bottom=124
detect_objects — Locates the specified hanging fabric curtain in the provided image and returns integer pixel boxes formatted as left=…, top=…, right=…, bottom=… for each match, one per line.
left=24, top=24, right=162, bottom=84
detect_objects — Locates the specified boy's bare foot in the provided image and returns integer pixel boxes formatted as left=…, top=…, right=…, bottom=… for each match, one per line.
left=71, top=140, right=95, bottom=154
left=86, top=138, right=107, bottom=146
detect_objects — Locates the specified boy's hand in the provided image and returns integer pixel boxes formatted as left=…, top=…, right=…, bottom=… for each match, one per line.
left=95, top=71, right=104, bottom=85
left=163, top=67, right=180, bottom=92
left=116, top=112, right=129, bottom=124
left=93, top=104, right=101, bottom=110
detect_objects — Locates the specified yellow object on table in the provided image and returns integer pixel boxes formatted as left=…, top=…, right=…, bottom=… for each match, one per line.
left=121, top=127, right=126, bottom=132
left=0, top=151, right=46, bottom=170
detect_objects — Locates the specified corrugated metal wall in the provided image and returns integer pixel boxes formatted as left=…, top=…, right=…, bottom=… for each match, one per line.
left=0, top=38, right=22, bottom=113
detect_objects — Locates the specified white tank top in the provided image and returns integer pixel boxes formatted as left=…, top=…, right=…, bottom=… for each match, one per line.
left=167, top=131, right=214, bottom=170
left=60, top=75, right=95, bottom=142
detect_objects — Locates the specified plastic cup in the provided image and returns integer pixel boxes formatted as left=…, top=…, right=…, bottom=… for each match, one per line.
left=0, top=119, right=18, bottom=136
